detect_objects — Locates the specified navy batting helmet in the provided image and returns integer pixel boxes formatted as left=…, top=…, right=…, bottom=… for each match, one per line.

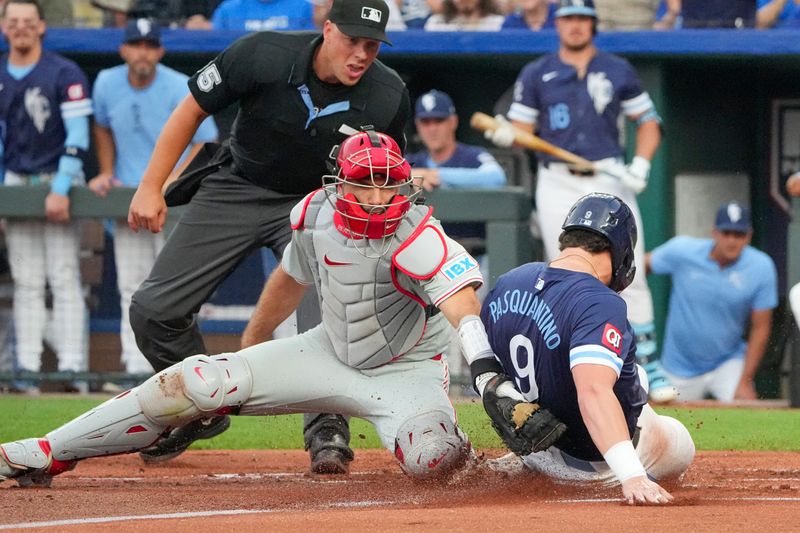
left=561, top=193, right=637, bottom=293
left=555, top=0, right=597, bottom=18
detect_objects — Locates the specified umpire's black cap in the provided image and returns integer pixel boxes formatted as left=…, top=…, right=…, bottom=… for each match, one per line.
left=328, top=0, right=392, bottom=45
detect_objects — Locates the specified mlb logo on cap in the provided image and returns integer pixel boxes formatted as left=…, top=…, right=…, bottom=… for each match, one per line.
left=715, top=201, right=751, bottom=233
left=362, top=6, right=382, bottom=22
left=328, top=0, right=392, bottom=44
left=415, top=90, right=456, bottom=119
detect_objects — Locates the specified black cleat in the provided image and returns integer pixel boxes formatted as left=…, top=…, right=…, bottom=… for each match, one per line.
left=139, top=415, right=231, bottom=464
left=305, top=414, right=354, bottom=475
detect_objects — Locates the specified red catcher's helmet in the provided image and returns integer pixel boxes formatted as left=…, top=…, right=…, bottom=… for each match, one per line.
left=324, top=131, right=420, bottom=240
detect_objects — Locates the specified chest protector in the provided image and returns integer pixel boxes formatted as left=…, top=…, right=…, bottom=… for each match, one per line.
left=292, top=190, right=447, bottom=368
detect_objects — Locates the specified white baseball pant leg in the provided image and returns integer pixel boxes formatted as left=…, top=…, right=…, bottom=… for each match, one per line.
left=239, top=324, right=458, bottom=451
left=5, top=218, right=86, bottom=372
left=113, top=220, right=164, bottom=374
left=535, top=163, right=654, bottom=324
left=519, top=403, right=694, bottom=483
left=662, top=356, right=745, bottom=402
left=5, top=219, right=48, bottom=372
left=790, top=282, right=800, bottom=330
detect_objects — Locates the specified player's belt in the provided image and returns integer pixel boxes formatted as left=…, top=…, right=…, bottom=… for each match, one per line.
left=541, top=161, right=595, bottom=177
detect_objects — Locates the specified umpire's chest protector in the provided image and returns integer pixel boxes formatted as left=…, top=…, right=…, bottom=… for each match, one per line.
left=293, top=191, right=451, bottom=369
left=222, top=33, right=405, bottom=194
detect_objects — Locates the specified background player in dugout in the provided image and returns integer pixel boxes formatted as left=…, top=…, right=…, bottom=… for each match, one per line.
left=0, top=0, right=92, bottom=389
left=485, top=0, right=677, bottom=403
left=88, top=19, right=219, bottom=378
left=125, top=0, right=410, bottom=472
left=0, top=130, right=499, bottom=487
left=468, top=193, right=694, bottom=505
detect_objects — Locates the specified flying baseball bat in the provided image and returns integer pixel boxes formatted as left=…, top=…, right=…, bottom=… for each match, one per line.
left=470, top=112, right=595, bottom=172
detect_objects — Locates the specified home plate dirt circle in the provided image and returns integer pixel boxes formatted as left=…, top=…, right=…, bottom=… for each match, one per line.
left=2, top=450, right=799, bottom=532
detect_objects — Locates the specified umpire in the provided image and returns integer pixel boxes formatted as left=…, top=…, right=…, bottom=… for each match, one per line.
left=126, top=0, right=410, bottom=473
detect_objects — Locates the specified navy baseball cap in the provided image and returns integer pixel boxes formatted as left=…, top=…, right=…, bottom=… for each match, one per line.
left=415, top=90, right=456, bottom=119
left=715, top=201, right=751, bottom=232
left=124, top=19, right=161, bottom=46
left=328, top=0, right=392, bottom=45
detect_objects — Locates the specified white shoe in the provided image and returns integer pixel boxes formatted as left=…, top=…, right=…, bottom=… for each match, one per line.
left=485, top=452, right=527, bottom=476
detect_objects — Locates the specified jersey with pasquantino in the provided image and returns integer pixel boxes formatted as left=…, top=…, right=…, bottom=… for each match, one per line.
left=93, top=64, right=218, bottom=187
left=649, top=236, right=778, bottom=377
left=188, top=31, right=409, bottom=195
left=507, top=51, right=655, bottom=163
left=0, top=51, right=91, bottom=174
left=481, top=262, right=646, bottom=461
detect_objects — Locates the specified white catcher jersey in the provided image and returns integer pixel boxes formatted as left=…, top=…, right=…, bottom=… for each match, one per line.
left=283, top=190, right=483, bottom=369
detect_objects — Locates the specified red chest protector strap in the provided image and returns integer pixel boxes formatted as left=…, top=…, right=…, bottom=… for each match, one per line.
left=290, top=189, right=325, bottom=230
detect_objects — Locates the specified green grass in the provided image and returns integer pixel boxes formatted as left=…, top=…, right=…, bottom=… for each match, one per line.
left=0, top=396, right=797, bottom=451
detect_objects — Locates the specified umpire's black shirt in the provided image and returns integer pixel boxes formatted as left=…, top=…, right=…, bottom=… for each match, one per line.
left=188, top=31, right=410, bottom=194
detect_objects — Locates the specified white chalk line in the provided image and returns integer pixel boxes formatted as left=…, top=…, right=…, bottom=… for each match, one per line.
left=0, top=499, right=400, bottom=530
left=551, top=497, right=800, bottom=504
left=3, top=473, right=800, bottom=530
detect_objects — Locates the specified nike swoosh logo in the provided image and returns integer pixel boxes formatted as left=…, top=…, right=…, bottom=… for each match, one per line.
left=324, top=254, right=353, bottom=266
left=542, top=71, right=558, bottom=82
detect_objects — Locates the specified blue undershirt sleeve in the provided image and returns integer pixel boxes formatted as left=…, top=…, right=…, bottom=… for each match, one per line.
left=51, top=115, right=89, bottom=196
left=437, top=166, right=506, bottom=188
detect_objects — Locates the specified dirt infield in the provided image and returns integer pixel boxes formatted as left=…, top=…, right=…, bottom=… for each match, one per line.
left=2, top=450, right=799, bottom=532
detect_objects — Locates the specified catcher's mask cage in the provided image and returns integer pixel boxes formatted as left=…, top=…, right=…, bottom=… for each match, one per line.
left=323, top=131, right=422, bottom=257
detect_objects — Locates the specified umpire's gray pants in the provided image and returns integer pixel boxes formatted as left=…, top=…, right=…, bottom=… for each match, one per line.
left=130, top=168, right=320, bottom=372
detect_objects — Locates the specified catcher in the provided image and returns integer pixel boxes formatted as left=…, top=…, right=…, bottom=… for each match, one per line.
left=0, top=131, right=563, bottom=486
left=464, top=193, right=695, bottom=505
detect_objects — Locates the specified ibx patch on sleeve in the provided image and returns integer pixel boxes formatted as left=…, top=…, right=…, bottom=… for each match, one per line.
left=440, top=252, right=479, bottom=282
left=601, top=323, right=623, bottom=355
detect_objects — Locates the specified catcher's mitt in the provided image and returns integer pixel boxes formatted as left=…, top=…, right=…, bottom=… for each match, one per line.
left=482, top=374, right=566, bottom=456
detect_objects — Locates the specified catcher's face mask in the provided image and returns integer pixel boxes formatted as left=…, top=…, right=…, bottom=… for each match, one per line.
left=323, top=131, right=421, bottom=254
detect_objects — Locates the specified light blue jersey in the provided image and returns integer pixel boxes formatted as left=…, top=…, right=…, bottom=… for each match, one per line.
left=92, top=64, right=218, bottom=188
left=211, top=0, right=314, bottom=30
left=650, top=236, right=778, bottom=377
left=405, top=142, right=506, bottom=188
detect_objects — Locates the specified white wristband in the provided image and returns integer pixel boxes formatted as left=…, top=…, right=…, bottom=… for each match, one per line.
left=474, top=371, right=498, bottom=397
left=457, top=315, right=494, bottom=365
left=602, top=440, right=646, bottom=483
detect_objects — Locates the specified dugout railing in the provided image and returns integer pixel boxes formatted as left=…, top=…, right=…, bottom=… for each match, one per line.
left=0, top=185, right=535, bottom=387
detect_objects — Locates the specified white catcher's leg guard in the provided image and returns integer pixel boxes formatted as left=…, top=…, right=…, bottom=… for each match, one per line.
left=0, top=354, right=252, bottom=485
left=393, top=411, right=470, bottom=480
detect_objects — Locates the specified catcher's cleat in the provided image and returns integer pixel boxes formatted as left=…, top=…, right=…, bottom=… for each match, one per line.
left=139, top=415, right=231, bottom=464
left=310, top=447, right=352, bottom=475
left=0, top=438, right=76, bottom=487
left=305, top=414, right=354, bottom=475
